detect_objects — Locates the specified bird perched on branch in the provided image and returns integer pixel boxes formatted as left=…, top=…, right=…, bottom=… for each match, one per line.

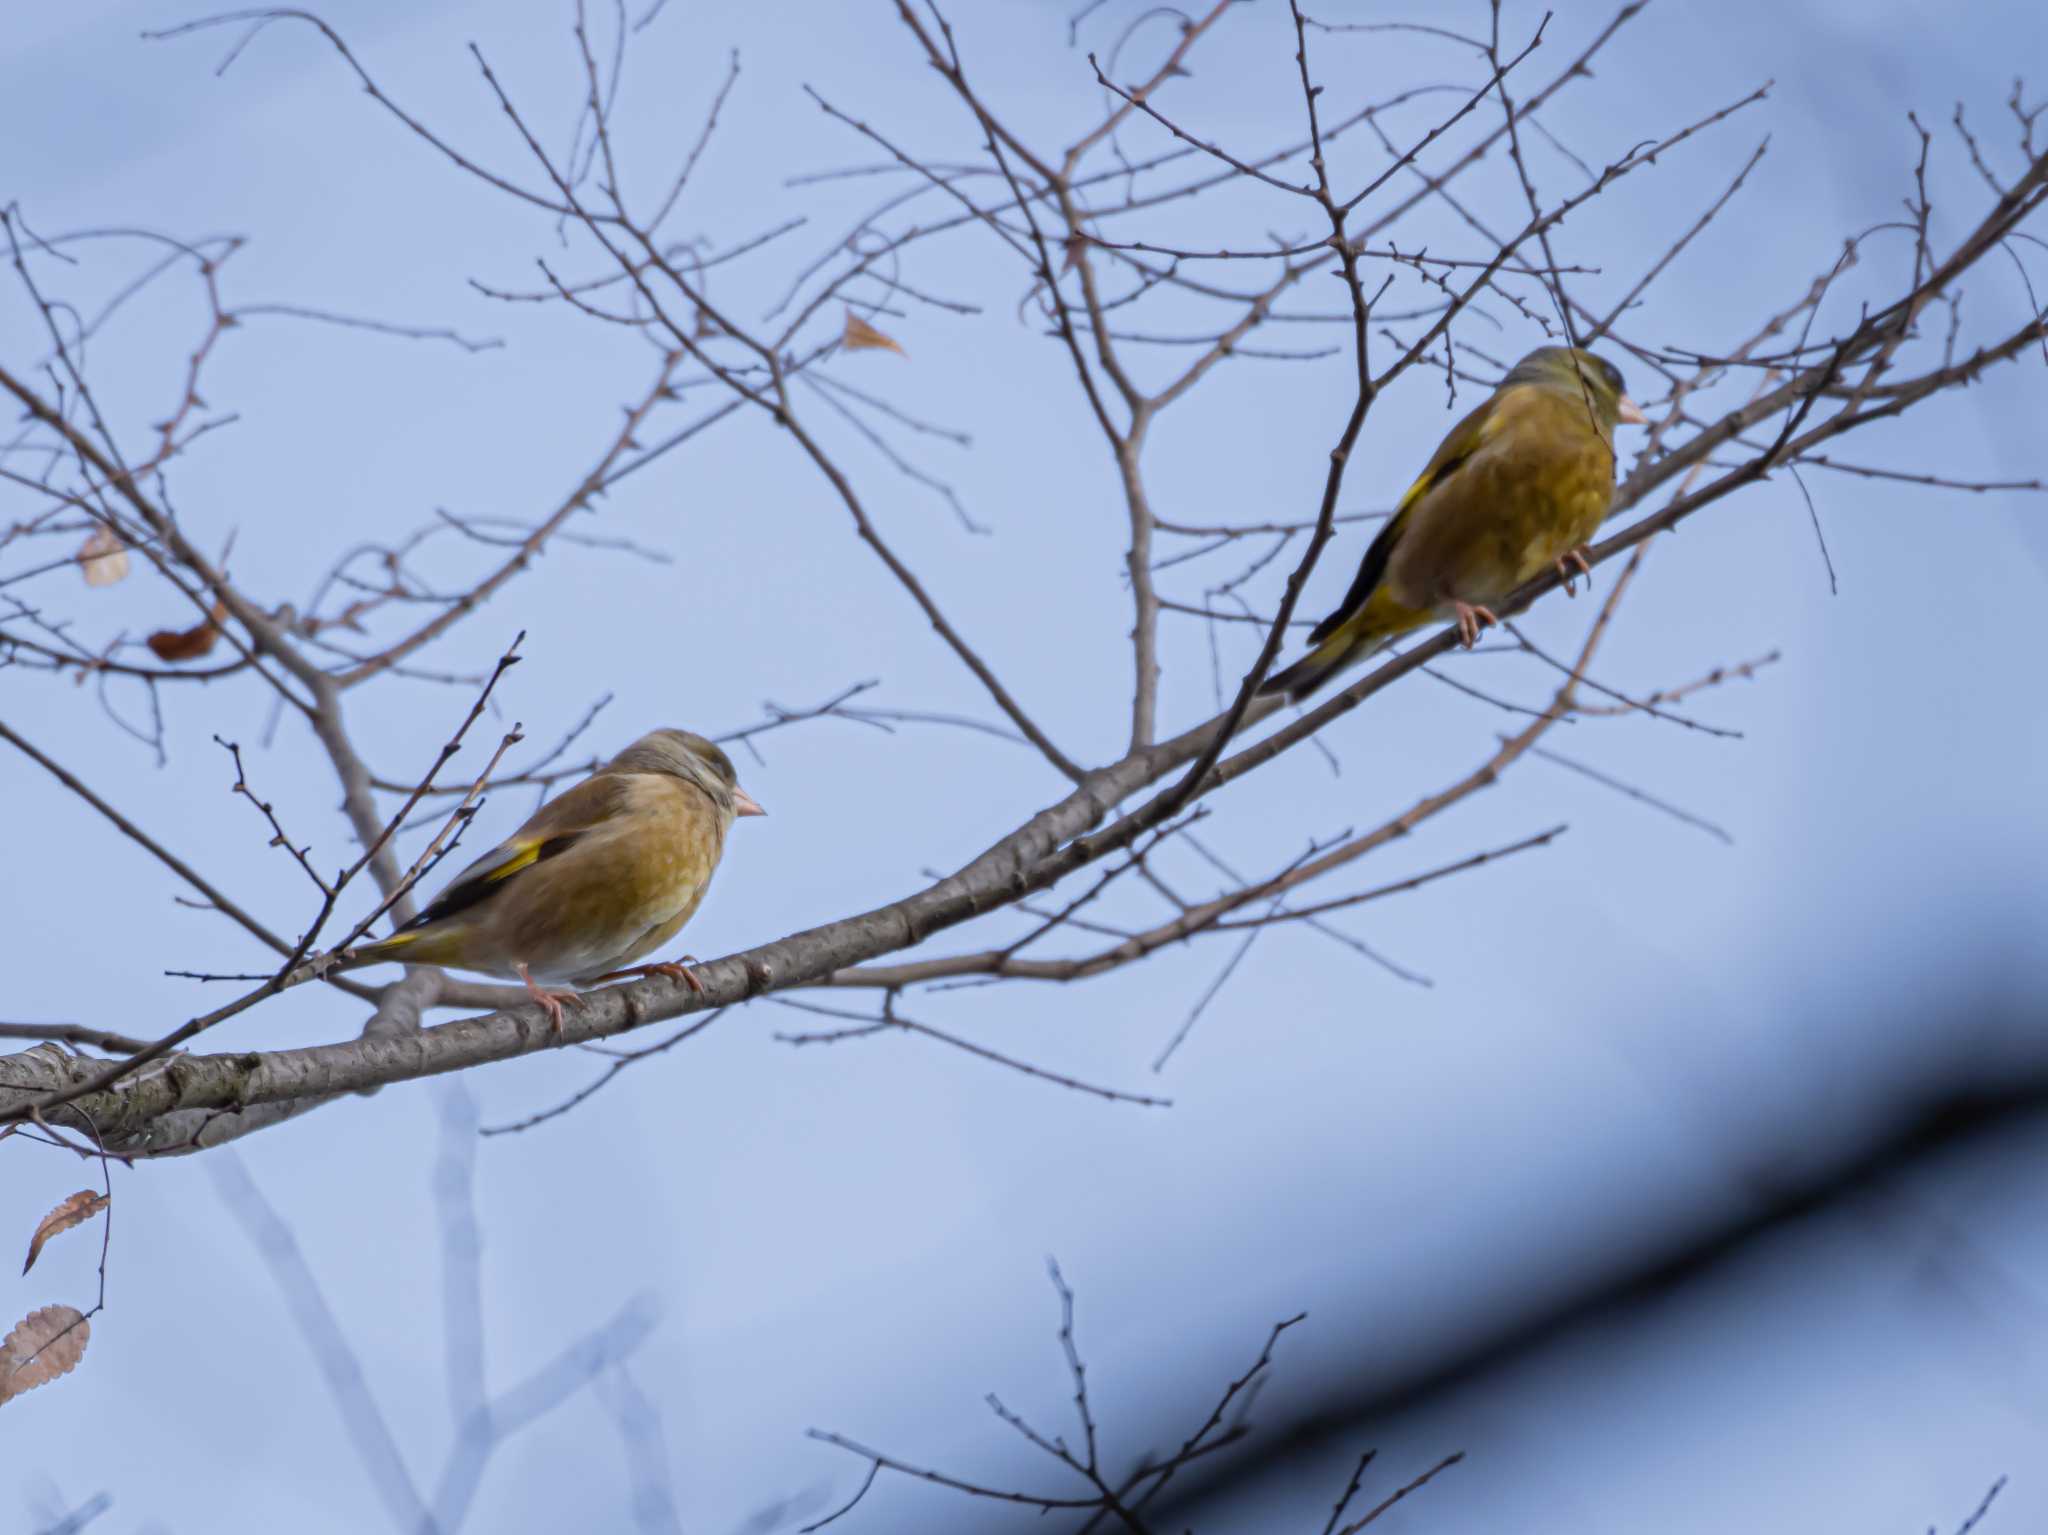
left=339, top=728, right=765, bottom=1032
left=1260, top=345, right=1647, bottom=702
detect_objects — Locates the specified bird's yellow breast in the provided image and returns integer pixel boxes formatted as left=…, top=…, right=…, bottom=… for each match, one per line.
left=501, top=776, right=726, bottom=968
left=1385, top=385, right=1616, bottom=608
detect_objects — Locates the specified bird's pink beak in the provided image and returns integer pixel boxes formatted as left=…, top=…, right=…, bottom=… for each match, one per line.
left=1617, top=394, right=1648, bottom=425
left=733, top=788, right=767, bottom=818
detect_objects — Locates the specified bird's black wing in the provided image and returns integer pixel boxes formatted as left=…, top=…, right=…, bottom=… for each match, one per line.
left=1304, top=393, right=1494, bottom=645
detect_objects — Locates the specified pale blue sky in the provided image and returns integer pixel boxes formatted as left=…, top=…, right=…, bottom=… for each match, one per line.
left=3, top=2, right=2045, bottom=1531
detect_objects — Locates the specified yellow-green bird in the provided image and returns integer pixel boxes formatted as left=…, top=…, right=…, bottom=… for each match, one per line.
left=339, top=728, right=764, bottom=1030
left=1260, top=345, right=1647, bottom=702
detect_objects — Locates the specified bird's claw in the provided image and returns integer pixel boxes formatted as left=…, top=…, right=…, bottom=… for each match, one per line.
left=516, top=964, right=582, bottom=1037
left=1452, top=602, right=1499, bottom=648
left=590, top=956, right=708, bottom=995
left=1554, top=548, right=1594, bottom=597
left=648, top=959, right=707, bottom=995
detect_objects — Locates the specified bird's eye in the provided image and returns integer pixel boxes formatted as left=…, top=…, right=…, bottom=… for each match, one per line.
left=693, top=740, right=738, bottom=785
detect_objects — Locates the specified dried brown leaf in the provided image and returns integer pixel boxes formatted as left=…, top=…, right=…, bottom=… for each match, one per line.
left=23, top=1190, right=109, bottom=1275
left=144, top=600, right=230, bottom=663
left=842, top=310, right=906, bottom=356
left=77, top=526, right=129, bottom=587
left=0, top=1305, right=90, bottom=1405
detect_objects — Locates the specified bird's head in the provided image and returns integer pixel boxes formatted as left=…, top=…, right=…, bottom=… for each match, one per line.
left=1507, top=345, right=1647, bottom=433
left=607, top=728, right=766, bottom=820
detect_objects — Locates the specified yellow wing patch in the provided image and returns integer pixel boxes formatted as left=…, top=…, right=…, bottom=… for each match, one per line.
left=484, top=841, right=545, bottom=883
left=1393, top=472, right=1431, bottom=517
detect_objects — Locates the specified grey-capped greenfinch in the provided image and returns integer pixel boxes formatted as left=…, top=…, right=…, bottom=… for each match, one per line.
left=1262, top=345, right=1646, bottom=701
left=340, top=728, right=764, bottom=1029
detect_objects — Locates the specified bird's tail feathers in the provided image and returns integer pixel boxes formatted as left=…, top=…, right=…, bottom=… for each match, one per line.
left=331, top=928, right=424, bottom=972
left=1258, top=637, right=1357, bottom=702
left=1259, top=590, right=1428, bottom=702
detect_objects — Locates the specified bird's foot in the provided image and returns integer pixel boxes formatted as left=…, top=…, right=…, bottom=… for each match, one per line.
left=1452, top=602, right=1499, bottom=648
left=646, top=958, right=707, bottom=995
left=589, top=956, right=707, bottom=995
left=516, top=963, right=582, bottom=1036
left=1554, top=547, right=1594, bottom=596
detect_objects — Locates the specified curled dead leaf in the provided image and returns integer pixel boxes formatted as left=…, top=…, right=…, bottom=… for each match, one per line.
left=77, top=526, right=130, bottom=587
left=842, top=310, right=906, bottom=356
left=0, top=1305, right=90, bottom=1405
left=23, top=1190, right=110, bottom=1276
left=145, top=600, right=230, bottom=663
